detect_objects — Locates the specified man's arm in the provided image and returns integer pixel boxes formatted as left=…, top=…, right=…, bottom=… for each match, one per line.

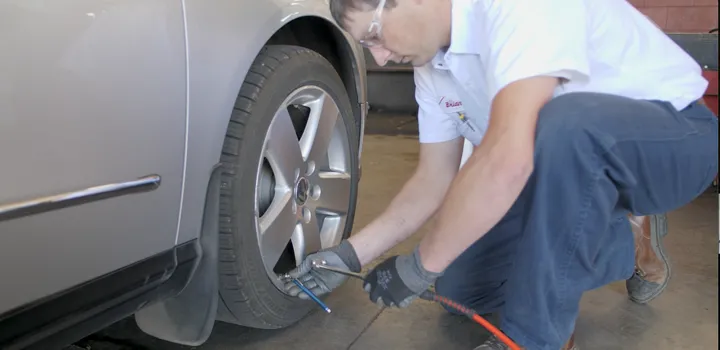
left=417, top=76, right=558, bottom=273
left=349, top=137, right=464, bottom=266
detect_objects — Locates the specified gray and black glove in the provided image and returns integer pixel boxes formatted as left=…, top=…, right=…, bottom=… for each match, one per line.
left=283, top=239, right=362, bottom=299
left=363, top=247, right=443, bottom=308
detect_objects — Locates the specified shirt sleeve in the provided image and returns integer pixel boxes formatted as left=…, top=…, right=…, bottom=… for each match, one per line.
left=482, top=0, right=591, bottom=100
left=414, top=64, right=461, bottom=143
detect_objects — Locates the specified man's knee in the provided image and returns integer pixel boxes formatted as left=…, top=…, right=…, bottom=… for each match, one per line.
left=534, top=92, right=614, bottom=163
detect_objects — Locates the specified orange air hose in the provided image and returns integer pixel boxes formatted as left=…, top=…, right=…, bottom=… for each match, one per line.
left=420, top=291, right=522, bottom=350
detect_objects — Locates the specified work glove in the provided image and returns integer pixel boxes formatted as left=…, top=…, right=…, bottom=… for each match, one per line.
left=363, top=247, right=443, bottom=308
left=283, top=239, right=362, bottom=299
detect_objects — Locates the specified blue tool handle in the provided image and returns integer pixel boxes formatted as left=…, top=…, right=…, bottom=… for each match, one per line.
left=292, top=279, right=332, bottom=313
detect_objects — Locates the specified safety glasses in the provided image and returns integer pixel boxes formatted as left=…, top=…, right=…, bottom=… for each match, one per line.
left=358, top=0, right=386, bottom=48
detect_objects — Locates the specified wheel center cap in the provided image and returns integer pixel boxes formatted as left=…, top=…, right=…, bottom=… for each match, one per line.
left=295, top=177, right=310, bottom=205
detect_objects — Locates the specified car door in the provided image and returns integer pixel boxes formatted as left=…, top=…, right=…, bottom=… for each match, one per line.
left=0, top=0, right=187, bottom=315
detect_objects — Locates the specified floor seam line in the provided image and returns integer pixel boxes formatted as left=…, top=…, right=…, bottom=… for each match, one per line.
left=346, top=307, right=385, bottom=350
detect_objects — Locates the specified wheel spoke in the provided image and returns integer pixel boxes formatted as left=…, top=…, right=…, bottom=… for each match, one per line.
left=314, top=171, right=351, bottom=215
left=266, top=108, right=303, bottom=187
left=291, top=210, right=322, bottom=263
left=259, top=190, right=298, bottom=268
left=301, top=92, right=339, bottom=165
left=320, top=215, right=345, bottom=248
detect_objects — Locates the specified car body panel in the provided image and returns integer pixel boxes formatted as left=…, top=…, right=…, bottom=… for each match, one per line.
left=175, top=0, right=367, bottom=244
left=0, top=0, right=187, bottom=313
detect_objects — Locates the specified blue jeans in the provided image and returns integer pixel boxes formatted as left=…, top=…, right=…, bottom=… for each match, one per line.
left=434, top=92, right=718, bottom=349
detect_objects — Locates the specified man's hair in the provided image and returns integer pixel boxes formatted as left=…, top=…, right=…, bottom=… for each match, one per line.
left=329, top=0, right=397, bottom=30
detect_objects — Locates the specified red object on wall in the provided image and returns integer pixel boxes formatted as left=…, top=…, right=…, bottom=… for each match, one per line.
left=702, top=70, right=718, bottom=116
left=631, top=0, right=719, bottom=32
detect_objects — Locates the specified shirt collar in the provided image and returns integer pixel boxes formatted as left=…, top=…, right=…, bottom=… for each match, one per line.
left=431, top=0, right=482, bottom=70
left=431, top=51, right=450, bottom=70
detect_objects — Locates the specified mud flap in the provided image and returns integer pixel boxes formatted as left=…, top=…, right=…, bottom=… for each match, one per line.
left=134, top=164, right=222, bottom=346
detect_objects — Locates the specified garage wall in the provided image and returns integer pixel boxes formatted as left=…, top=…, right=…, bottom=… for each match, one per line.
left=629, top=0, right=718, bottom=33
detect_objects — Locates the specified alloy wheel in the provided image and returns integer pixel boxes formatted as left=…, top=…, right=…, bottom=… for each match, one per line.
left=254, top=85, right=353, bottom=291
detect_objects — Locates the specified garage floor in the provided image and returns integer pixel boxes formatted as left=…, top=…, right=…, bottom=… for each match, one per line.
left=80, top=114, right=718, bottom=350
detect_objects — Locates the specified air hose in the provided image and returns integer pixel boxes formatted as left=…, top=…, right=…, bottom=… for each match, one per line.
left=306, top=262, right=523, bottom=349
left=419, top=290, right=522, bottom=350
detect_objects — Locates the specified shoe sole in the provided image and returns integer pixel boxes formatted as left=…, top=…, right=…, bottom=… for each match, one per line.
left=629, top=214, right=671, bottom=304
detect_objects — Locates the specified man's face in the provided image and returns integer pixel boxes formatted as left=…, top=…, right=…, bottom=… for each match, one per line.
left=343, top=0, right=444, bottom=67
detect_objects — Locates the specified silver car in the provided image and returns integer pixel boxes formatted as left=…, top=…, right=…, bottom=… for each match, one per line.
left=0, top=1, right=367, bottom=348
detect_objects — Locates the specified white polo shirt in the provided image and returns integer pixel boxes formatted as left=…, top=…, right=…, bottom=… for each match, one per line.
left=416, top=0, right=709, bottom=145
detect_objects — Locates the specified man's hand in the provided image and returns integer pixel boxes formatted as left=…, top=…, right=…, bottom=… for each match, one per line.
left=283, top=240, right=361, bottom=299
left=363, top=247, right=443, bottom=308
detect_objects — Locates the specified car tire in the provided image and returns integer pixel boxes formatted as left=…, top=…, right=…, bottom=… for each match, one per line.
left=216, top=45, right=360, bottom=329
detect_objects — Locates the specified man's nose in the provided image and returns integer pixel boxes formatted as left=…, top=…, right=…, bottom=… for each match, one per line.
left=368, top=46, right=392, bottom=67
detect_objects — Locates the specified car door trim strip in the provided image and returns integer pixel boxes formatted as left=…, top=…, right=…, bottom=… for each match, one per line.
left=0, top=175, right=161, bottom=222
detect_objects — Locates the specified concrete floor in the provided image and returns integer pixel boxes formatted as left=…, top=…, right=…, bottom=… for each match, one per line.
left=83, top=115, right=718, bottom=350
